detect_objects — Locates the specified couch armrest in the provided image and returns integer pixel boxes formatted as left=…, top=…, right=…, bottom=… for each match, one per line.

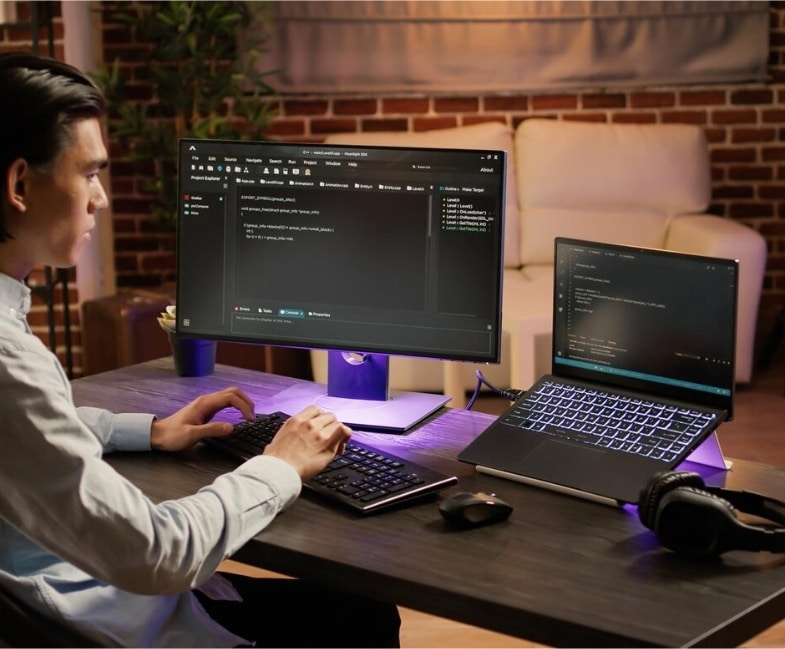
left=665, top=214, right=767, bottom=383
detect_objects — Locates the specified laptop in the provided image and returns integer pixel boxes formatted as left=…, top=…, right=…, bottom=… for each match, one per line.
left=458, top=237, right=738, bottom=506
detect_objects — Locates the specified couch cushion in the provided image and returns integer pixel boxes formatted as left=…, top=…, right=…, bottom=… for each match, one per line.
left=523, top=206, right=668, bottom=264
left=516, top=119, right=712, bottom=265
left=323, top=121, right=521, bottom=268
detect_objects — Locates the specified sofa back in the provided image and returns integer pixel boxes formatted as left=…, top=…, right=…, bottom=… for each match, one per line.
left=322, top=119, right=713, bottom=270
left=322, top=121, right=521, bottom=268
left=516, top=118, right=712, bottom=266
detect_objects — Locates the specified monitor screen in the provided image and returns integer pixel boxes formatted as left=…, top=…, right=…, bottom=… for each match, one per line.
left=175, top=138, right=506, bottom=430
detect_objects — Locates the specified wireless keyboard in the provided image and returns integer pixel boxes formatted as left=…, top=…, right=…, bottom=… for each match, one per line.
left=204, top=411, right=458, bottom=513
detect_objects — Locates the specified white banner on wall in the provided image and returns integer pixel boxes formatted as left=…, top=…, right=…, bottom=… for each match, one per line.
left=258, top=0, right=769, bottom=94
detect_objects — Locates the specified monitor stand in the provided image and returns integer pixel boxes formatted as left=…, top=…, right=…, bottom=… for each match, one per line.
left=676, top=431, right=732, bottom=490
left=255, top=351, right=450, bottom=433
left=682, top=431, right=732, bottom=471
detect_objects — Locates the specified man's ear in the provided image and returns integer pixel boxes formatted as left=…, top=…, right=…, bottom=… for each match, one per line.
left=6, top=159, right=29, bottom=212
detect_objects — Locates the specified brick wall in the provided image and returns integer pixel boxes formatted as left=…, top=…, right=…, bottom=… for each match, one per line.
left=4, top=2, right=785, bottom=376
left=104, top=3, right=785, bottom=314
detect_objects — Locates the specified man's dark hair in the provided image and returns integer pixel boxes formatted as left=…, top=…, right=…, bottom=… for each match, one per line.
left=0, top=52, right=106, bottom=242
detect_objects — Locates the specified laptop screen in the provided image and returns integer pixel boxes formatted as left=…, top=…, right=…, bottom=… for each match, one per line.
left=552, top=238, right=737, bottom=418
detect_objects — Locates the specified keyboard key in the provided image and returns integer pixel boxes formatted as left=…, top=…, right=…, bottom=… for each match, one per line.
left=507, top=381, right=719, bottom=461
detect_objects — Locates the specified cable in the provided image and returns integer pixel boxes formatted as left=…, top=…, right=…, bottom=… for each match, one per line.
left=464, top=369, right=525, bottom=410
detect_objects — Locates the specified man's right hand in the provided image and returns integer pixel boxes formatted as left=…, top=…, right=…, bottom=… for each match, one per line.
left=263, top=406, right=351, bottom=481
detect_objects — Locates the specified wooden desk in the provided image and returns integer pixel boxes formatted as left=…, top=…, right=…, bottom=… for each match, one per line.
left=71, top=358, right=785, bottom=648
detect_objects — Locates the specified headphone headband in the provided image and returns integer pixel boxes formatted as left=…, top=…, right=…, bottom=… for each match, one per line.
left=710, top=487, right=785, bottom=527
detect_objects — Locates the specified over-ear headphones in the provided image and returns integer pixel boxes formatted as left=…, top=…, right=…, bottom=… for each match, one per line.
left=638, top=470, right=785, bottom=557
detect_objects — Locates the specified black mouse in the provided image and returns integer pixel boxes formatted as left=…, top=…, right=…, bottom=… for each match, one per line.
left=439, top=491, right=513, bottom=528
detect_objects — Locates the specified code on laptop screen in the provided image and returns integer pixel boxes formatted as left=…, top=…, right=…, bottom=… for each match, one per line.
left=553, top=238, right=737, bottom=413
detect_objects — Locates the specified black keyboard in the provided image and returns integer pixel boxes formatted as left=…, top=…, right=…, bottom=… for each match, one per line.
left=204, top=412, right=458, bottom=513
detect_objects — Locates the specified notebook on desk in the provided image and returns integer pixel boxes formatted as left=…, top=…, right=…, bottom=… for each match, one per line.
left=459, top=237, right=738, bottom=506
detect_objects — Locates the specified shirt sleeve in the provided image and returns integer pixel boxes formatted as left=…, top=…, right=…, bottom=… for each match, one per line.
left=0, top=336, right=302, bottom=595
left=76, top=406, right=154, bottom=452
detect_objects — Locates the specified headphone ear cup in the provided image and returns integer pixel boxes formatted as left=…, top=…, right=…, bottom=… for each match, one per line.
left=654, top=486, right=737, bottom=556
left=638, top=470, right=705, bottom=530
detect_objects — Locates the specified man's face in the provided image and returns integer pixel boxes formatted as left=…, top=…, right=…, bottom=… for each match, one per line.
left=22, top=117, right=109, bottom=269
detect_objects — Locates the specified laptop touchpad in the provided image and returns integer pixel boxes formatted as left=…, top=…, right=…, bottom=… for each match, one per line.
left=522, top=440, right=605, bottom=484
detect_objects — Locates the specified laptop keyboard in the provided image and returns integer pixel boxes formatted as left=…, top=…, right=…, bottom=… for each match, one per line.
left=502, top=380, right=719, bottom=463
left=204, top=411, right=458, bottom=513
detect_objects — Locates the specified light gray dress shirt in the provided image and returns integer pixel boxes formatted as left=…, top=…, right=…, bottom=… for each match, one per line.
left=0, top=272, right=302, bottom=647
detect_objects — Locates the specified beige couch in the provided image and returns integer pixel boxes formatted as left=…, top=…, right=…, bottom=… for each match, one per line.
left=311, top=119, right=768, bottom=404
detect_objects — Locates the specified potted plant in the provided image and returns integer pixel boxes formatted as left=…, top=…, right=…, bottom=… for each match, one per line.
left=94, top=0, right=278, bottom=230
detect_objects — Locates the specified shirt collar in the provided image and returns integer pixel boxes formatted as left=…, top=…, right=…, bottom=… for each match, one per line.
left=0, top=272, right=33, bottom=318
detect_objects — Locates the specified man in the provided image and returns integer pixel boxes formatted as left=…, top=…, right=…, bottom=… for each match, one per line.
left=0, top=51, right=400, bottom=647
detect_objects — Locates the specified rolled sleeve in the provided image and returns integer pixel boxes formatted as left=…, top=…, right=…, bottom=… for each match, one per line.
left=77, top=406, right=154, bottom=452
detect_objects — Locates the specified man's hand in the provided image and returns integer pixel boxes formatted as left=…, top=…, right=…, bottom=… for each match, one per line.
left=150, top=387, right=255, bottom=452
left=264, top=406, right=352, bottom=481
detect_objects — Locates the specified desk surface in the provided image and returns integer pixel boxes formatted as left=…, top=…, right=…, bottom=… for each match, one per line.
left=72, top=359, right=785, bottom=648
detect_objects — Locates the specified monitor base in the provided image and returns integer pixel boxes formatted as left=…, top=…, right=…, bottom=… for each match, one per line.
left=254, top=381, right=450, bottom=432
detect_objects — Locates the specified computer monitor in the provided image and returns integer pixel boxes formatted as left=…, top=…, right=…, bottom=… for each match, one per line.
left=175, top=137, right=506, bottom=431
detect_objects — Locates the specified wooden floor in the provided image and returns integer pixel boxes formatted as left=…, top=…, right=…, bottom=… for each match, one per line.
left=224, top=330, right=785, bottom=648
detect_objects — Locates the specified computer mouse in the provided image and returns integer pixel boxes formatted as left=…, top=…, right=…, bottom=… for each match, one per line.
left=439, top=491, right=513, bottom=528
